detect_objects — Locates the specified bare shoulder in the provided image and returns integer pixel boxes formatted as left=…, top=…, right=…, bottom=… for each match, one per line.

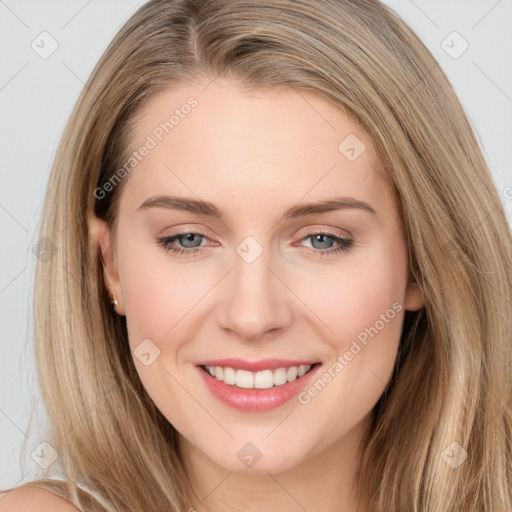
left=0, top=487, right=80, bottom=511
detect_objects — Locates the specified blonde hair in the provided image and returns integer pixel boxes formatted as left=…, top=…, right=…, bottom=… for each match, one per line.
left=4, top=0, right=512, bottom=510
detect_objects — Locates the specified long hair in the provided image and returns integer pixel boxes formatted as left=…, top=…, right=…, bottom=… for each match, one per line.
left=5, top=0, right=512, bottom=510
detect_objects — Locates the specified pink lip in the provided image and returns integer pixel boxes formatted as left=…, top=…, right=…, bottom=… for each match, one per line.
left=196, top=362, right=321, bottom=412
left=195, top=358, right=318, bottom=372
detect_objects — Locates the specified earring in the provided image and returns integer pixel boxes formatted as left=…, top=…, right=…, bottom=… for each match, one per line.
left=111, top=298, right=119, bottom=309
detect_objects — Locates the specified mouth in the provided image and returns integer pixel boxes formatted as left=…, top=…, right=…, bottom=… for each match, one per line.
left=199, top=362, right=320, bottom=389
left=195, top=360, right=322, bottom=412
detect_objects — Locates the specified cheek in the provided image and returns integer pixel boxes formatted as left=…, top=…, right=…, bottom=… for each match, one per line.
left=120, top=266, right=173, bottom=343
left=300, top=252, right=407, bottom=346
left=116, top=231, right=212, bottom=342
left=115, top=239, right=206, bottom=416
left=297, top=242, right=408, bottom=399
left=290, top=260, right=407, bottom=447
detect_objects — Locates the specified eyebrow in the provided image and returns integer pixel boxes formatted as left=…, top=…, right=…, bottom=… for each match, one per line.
left=137, top=195, right=378, bottom=219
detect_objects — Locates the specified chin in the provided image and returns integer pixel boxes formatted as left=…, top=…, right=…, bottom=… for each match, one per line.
left=205, top=440, right=309, bottom=475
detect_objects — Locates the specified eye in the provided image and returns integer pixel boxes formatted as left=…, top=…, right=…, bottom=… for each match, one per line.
left=156, top=230, right=354, bottom=258
left=156, top=231, right=211, bottom=257
left=296, top=231, right=353, bottom=256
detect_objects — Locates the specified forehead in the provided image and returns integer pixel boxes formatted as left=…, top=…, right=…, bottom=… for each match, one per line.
left=119, top=78, right=393, bottom=221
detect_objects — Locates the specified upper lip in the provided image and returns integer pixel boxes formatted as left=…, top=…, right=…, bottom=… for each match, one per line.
left=196, top=358, right=319, bottom=372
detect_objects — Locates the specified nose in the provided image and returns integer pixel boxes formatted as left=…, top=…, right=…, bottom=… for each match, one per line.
left=216, top=244, right=294, bottom=342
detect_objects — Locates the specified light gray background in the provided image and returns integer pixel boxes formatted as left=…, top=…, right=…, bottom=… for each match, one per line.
left=1, top=0, right=511, bottom=489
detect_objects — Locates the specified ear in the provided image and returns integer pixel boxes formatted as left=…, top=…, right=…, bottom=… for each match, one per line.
left=403, top=273, right=424, bottom=311
left=89, top=215, right=125, bottom=316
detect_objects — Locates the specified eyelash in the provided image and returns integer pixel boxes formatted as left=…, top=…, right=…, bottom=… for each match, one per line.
left=156, top=230, right=353, bottom=258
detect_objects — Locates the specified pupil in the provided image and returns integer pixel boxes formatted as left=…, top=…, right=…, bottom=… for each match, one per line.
left=182, top=233, right=200, bottom=248
left=314, top=234, right=332, bottom=249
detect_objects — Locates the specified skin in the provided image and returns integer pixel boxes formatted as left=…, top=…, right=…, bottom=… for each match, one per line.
left=0, top=488, right=80, bottom=511
left=93, top=77, right=424, bottom=512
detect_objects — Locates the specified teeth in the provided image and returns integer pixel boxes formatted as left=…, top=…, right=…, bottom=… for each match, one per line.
left=273, top=367, right=287, bottom=386
left=236, top=369, right=254, bottom=389
left=204, top=364, right=313, bottom=389
left=255, top=370, right=274, bottom=389
left=286, top=366, right=298, bottom=381
left=223, top=367, right=236, bottom=385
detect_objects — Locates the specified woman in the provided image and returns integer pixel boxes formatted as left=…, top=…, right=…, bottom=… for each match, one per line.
left=1, top=0, right=511, bottom=510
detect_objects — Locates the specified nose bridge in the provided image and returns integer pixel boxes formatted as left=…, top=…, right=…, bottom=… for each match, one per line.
left=216, top=236, right=292, bottom=340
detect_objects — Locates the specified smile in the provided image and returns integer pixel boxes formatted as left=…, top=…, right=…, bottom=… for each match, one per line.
left=201, top=364, right=315, bottom=389
left=196, top=359, right=322, bottom=412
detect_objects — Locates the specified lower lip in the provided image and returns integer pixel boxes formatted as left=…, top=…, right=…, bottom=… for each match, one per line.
left=197, top=364, right=321, bottom=412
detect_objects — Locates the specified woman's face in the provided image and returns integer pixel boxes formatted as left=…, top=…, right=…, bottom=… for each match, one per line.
left=94, top=77, right=423, bottom=475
